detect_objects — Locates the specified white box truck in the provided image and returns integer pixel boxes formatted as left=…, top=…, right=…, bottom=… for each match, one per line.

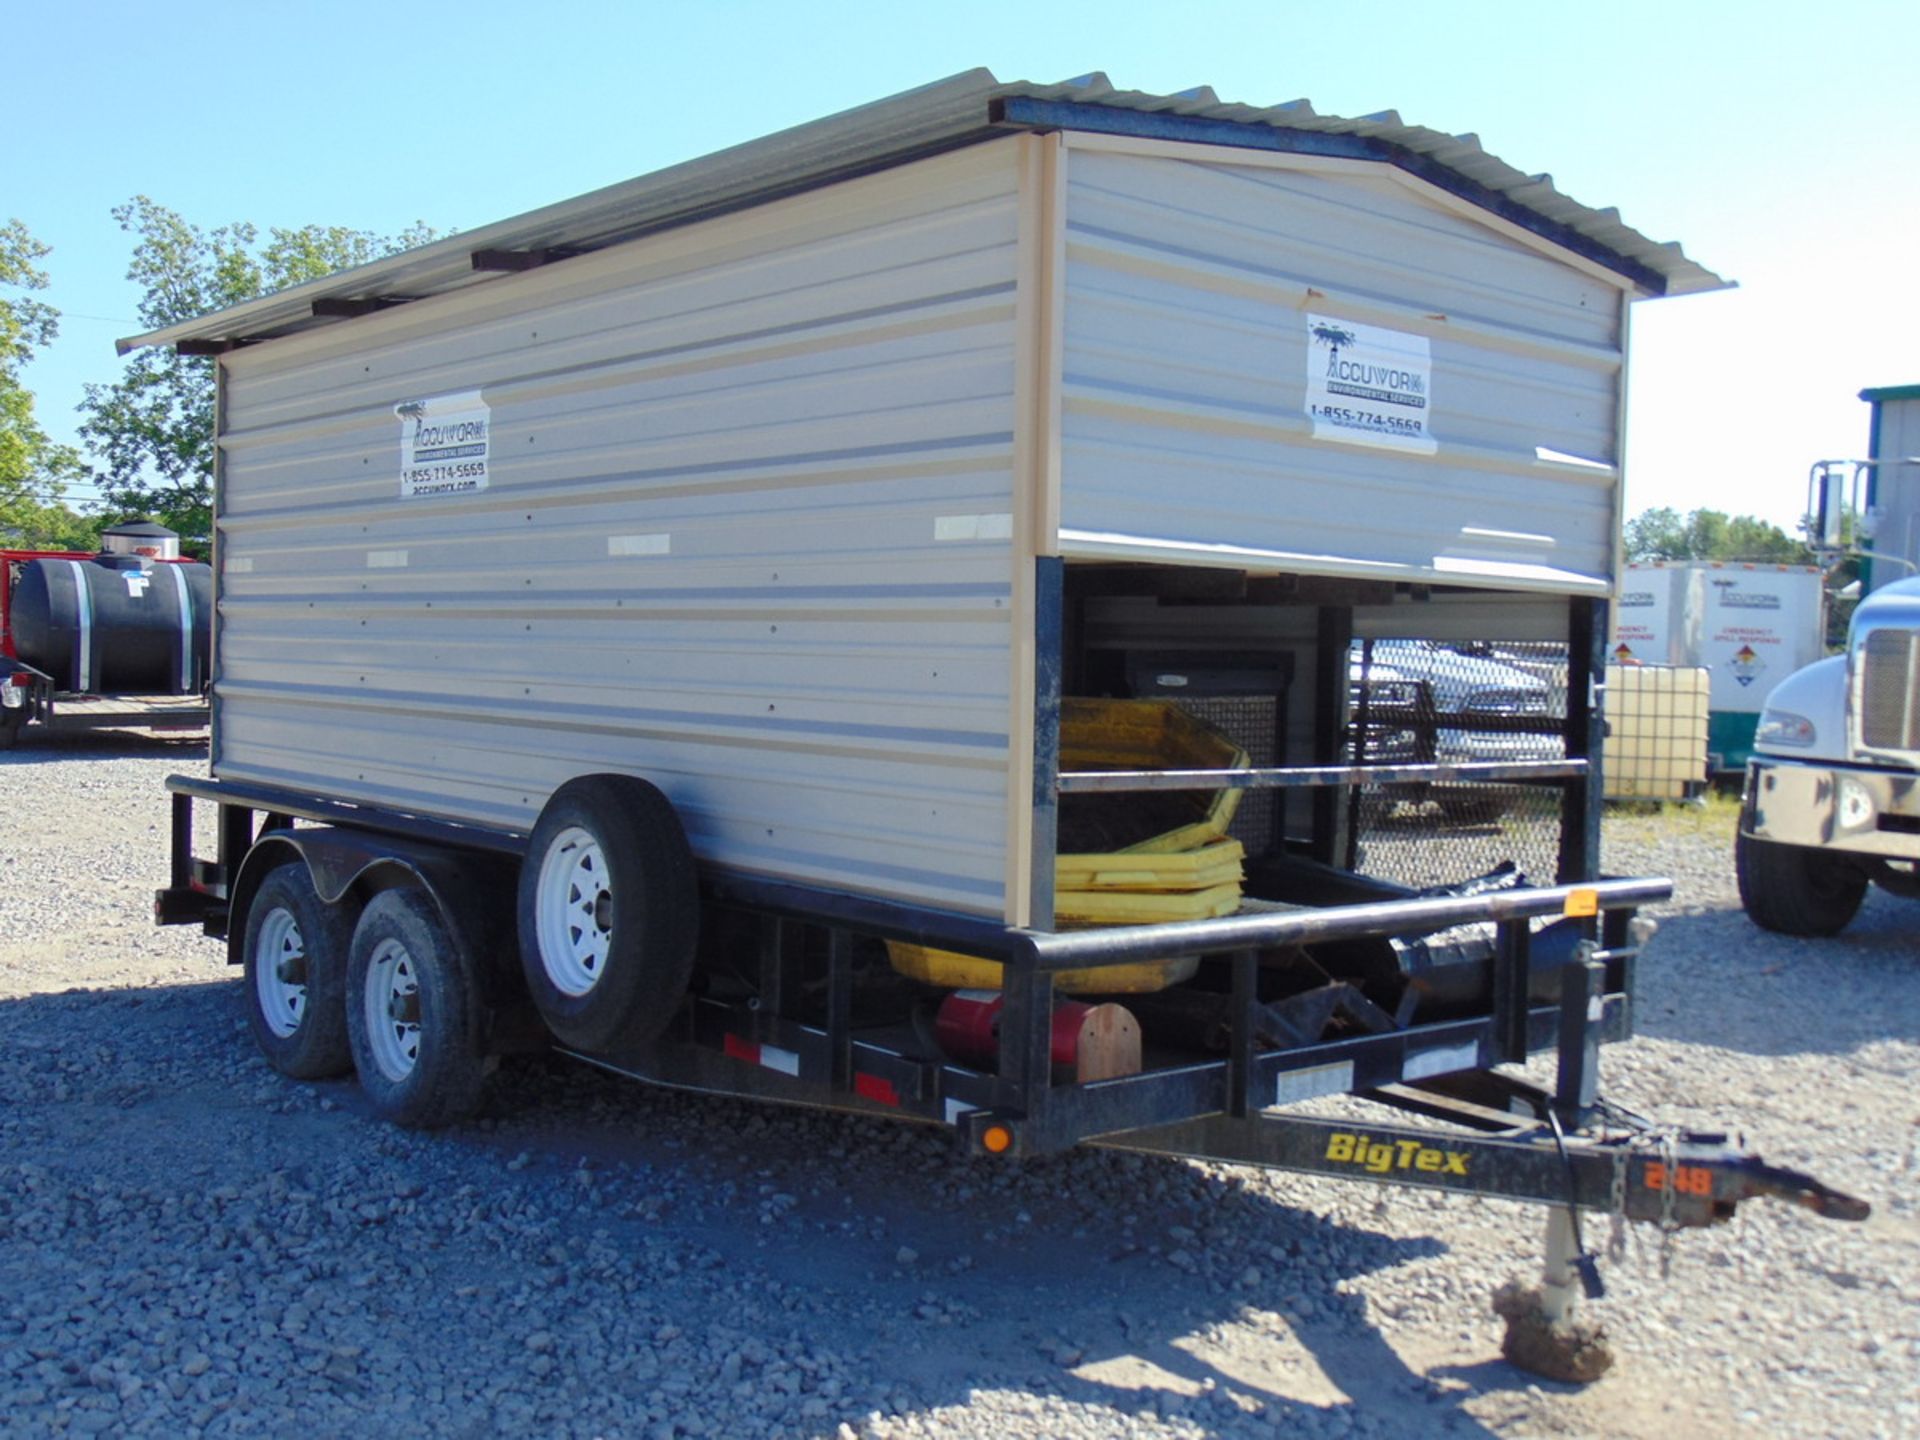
left=1615, top=561, right=1825, bottom=773
left=134, top=72, right=1864, bottom=1371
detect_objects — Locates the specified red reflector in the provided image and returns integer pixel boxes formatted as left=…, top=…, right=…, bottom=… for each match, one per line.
left=722, top=1033, right=759, bottom=1065
left=6, top=673, right=29, bottom=687
left=853, top=1072, right=901, bottom=1107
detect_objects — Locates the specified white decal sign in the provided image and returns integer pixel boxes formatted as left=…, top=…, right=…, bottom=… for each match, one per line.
left=397, top=390, right=490, bottom=498
left=1305, top=314, right=1436, bottom=455
left=1613, top=580, right=1670, bottom=665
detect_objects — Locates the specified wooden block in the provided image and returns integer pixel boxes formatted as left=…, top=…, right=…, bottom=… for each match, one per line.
left=1074, top=1002, right=1142, bottom=1083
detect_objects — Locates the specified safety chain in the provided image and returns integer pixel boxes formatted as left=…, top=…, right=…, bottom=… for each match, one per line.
left=1657, top=1131, right=1680, bottom=1278
left=1606, top=1129, right=1685, bottom=1275
left=1607, top=1146, right=1631, bottom=1262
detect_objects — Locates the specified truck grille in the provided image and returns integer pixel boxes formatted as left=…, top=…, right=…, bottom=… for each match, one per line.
left=1860, top=629, right=1920, bottom=750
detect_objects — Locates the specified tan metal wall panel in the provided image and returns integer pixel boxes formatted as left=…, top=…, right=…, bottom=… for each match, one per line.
left=215, top=145, right=1023, bottom=917
left=1058, top=146, right=1628, bottom=593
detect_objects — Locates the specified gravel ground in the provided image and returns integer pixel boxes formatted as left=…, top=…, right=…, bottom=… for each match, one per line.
left=1, top=732, right=1914, bottom=1439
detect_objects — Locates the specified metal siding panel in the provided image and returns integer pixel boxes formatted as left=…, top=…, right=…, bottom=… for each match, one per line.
left=1059, top=150, right=1624, bottom=593
left=215, top=147, right=1022, bottom=916
left=1873, top=398, right=1920, bottom=582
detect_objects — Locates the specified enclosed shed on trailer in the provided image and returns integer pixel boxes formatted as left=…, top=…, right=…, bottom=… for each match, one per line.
left=145, top=82, right=1880, bottom=1363
left=124, top=70, right=1724, bottom=928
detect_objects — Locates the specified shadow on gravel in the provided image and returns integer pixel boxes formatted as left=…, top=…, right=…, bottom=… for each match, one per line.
left=1630, top=898, right=1920, bottom=1057
left=3, top=975, right=1571, bottom=1438
left=0, top=729, right=208, bottom=765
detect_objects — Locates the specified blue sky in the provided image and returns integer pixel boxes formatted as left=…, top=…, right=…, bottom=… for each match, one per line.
left=10, top=0, right=1917, bottom=530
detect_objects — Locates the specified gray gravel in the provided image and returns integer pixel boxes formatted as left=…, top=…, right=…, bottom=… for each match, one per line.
left=1, top=733, right=1914, bottom=1438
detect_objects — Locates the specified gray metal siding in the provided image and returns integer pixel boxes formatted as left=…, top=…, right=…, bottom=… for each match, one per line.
left=214, top=145, right=1023, bottom=917
left=1870, top=396, right=1920, bottom=593
left=1058, top=147, right=1627, bottom=593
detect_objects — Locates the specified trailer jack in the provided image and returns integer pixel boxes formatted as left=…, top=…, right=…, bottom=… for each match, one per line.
left=1096, top=1099, right=1870, bottom=1383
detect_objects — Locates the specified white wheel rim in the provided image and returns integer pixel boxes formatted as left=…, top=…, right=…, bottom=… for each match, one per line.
left=253, top=906, right=307, bottom=1038
left=535, top=825, right=612, bottom=996
left=364, top=938, right=421, bottom=1081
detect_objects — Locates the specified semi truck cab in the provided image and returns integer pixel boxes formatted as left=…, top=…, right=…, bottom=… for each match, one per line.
left=1739, top=391, right=1920, bottom=934
left=1738, top=573, right=1920, bottom=933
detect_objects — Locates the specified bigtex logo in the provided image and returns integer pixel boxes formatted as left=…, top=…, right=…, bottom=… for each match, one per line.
left=1326, top=1132, right=1469, bottom=1176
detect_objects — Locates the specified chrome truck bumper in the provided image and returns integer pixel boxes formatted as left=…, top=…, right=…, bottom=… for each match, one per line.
left=1743, top=756, right=1920, bottom=857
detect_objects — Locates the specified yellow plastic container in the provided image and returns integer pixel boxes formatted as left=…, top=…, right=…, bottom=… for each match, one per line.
left=1055, top=880, right=1244, bottom=926
left=884, top=939, right=1205, bottom=995
left=1056, top=697, right=1250, bottom=854
left=1054, top=837, right=1246, bottom=894
left=886, top=699, right=1250, bottom=995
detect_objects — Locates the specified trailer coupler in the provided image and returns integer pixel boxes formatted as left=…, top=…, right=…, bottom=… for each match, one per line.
left=1094, top=1110, right=1870, bottom=1229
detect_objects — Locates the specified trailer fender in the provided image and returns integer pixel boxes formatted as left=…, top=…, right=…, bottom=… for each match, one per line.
left=227, top=828, right=541, bottom=1056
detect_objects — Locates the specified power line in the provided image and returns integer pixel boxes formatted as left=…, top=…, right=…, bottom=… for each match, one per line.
left=3, top=487, right=122, bottom=507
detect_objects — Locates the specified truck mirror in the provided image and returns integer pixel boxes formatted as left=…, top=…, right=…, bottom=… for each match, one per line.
left=1813, top=464, right=1848, bottom=550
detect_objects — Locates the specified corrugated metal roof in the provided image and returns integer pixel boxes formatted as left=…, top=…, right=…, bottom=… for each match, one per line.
left=120, top=69, right=1726, bottom=355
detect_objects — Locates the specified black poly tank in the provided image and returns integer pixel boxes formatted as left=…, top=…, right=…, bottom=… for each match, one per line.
left=11, top=555, right=213, bottom=694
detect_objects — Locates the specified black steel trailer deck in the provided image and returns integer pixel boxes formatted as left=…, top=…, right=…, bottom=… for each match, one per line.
left=155, top=774, right=1867, bottom=1237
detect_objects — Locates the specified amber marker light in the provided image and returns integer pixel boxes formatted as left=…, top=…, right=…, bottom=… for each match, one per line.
left=1563, top=888, right=1599, bottom=918
left=981, top=1124, right=1013, bottom=1154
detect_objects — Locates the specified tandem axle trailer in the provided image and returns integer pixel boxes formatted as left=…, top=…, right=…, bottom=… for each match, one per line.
left=133, top=73, right=1868, bottom=1380
left=155, top=772, right=1867, bottom=1381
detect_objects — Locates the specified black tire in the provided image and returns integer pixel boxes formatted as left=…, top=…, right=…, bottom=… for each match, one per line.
left=1735, top=829, right=1867, bottom=936
left=241, top=861, right=354, bottom=1079
left=516, top=774, right=699, bottom=1052
left=345, top=888, right=487, bottom=1128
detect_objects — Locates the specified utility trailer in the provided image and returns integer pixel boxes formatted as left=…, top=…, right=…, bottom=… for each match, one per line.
left=1, top=522, right=211, bottom=748
left=140, top=72, right=1865, bottom=1378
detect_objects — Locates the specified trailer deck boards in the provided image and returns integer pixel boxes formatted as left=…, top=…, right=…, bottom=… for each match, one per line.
left=42, top=693, right=209, bottom=727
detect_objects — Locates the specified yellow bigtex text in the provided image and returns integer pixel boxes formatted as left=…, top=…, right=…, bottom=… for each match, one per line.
left=1324, top=1133, right=1469, bottom=1176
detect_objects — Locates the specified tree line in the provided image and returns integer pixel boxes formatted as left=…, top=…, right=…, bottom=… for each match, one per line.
left=2, top=204, right=438, bottom=551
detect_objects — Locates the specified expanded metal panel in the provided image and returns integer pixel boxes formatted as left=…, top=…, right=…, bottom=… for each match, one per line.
left=213, top=146, right=1023, bottom=917
left=1058, top=148, right=1624, bottom=594
left=1347, top=639, right=1567, bottom=890
left=1178, top=695, right=1281, bottom=855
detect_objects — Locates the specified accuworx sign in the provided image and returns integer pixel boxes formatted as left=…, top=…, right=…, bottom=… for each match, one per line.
left=1305, top=314, right=1437, bottom=456
left=396, top=390, right=492, bottom=499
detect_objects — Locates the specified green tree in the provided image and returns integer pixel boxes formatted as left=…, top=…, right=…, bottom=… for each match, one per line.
left=1623, top=506, right=1811, bottom=564
left=1625, top=504, right=1862, bottom=650
left=78, top=198, right=441, bottom=541
left=0, top=219, right=98, bottom=550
